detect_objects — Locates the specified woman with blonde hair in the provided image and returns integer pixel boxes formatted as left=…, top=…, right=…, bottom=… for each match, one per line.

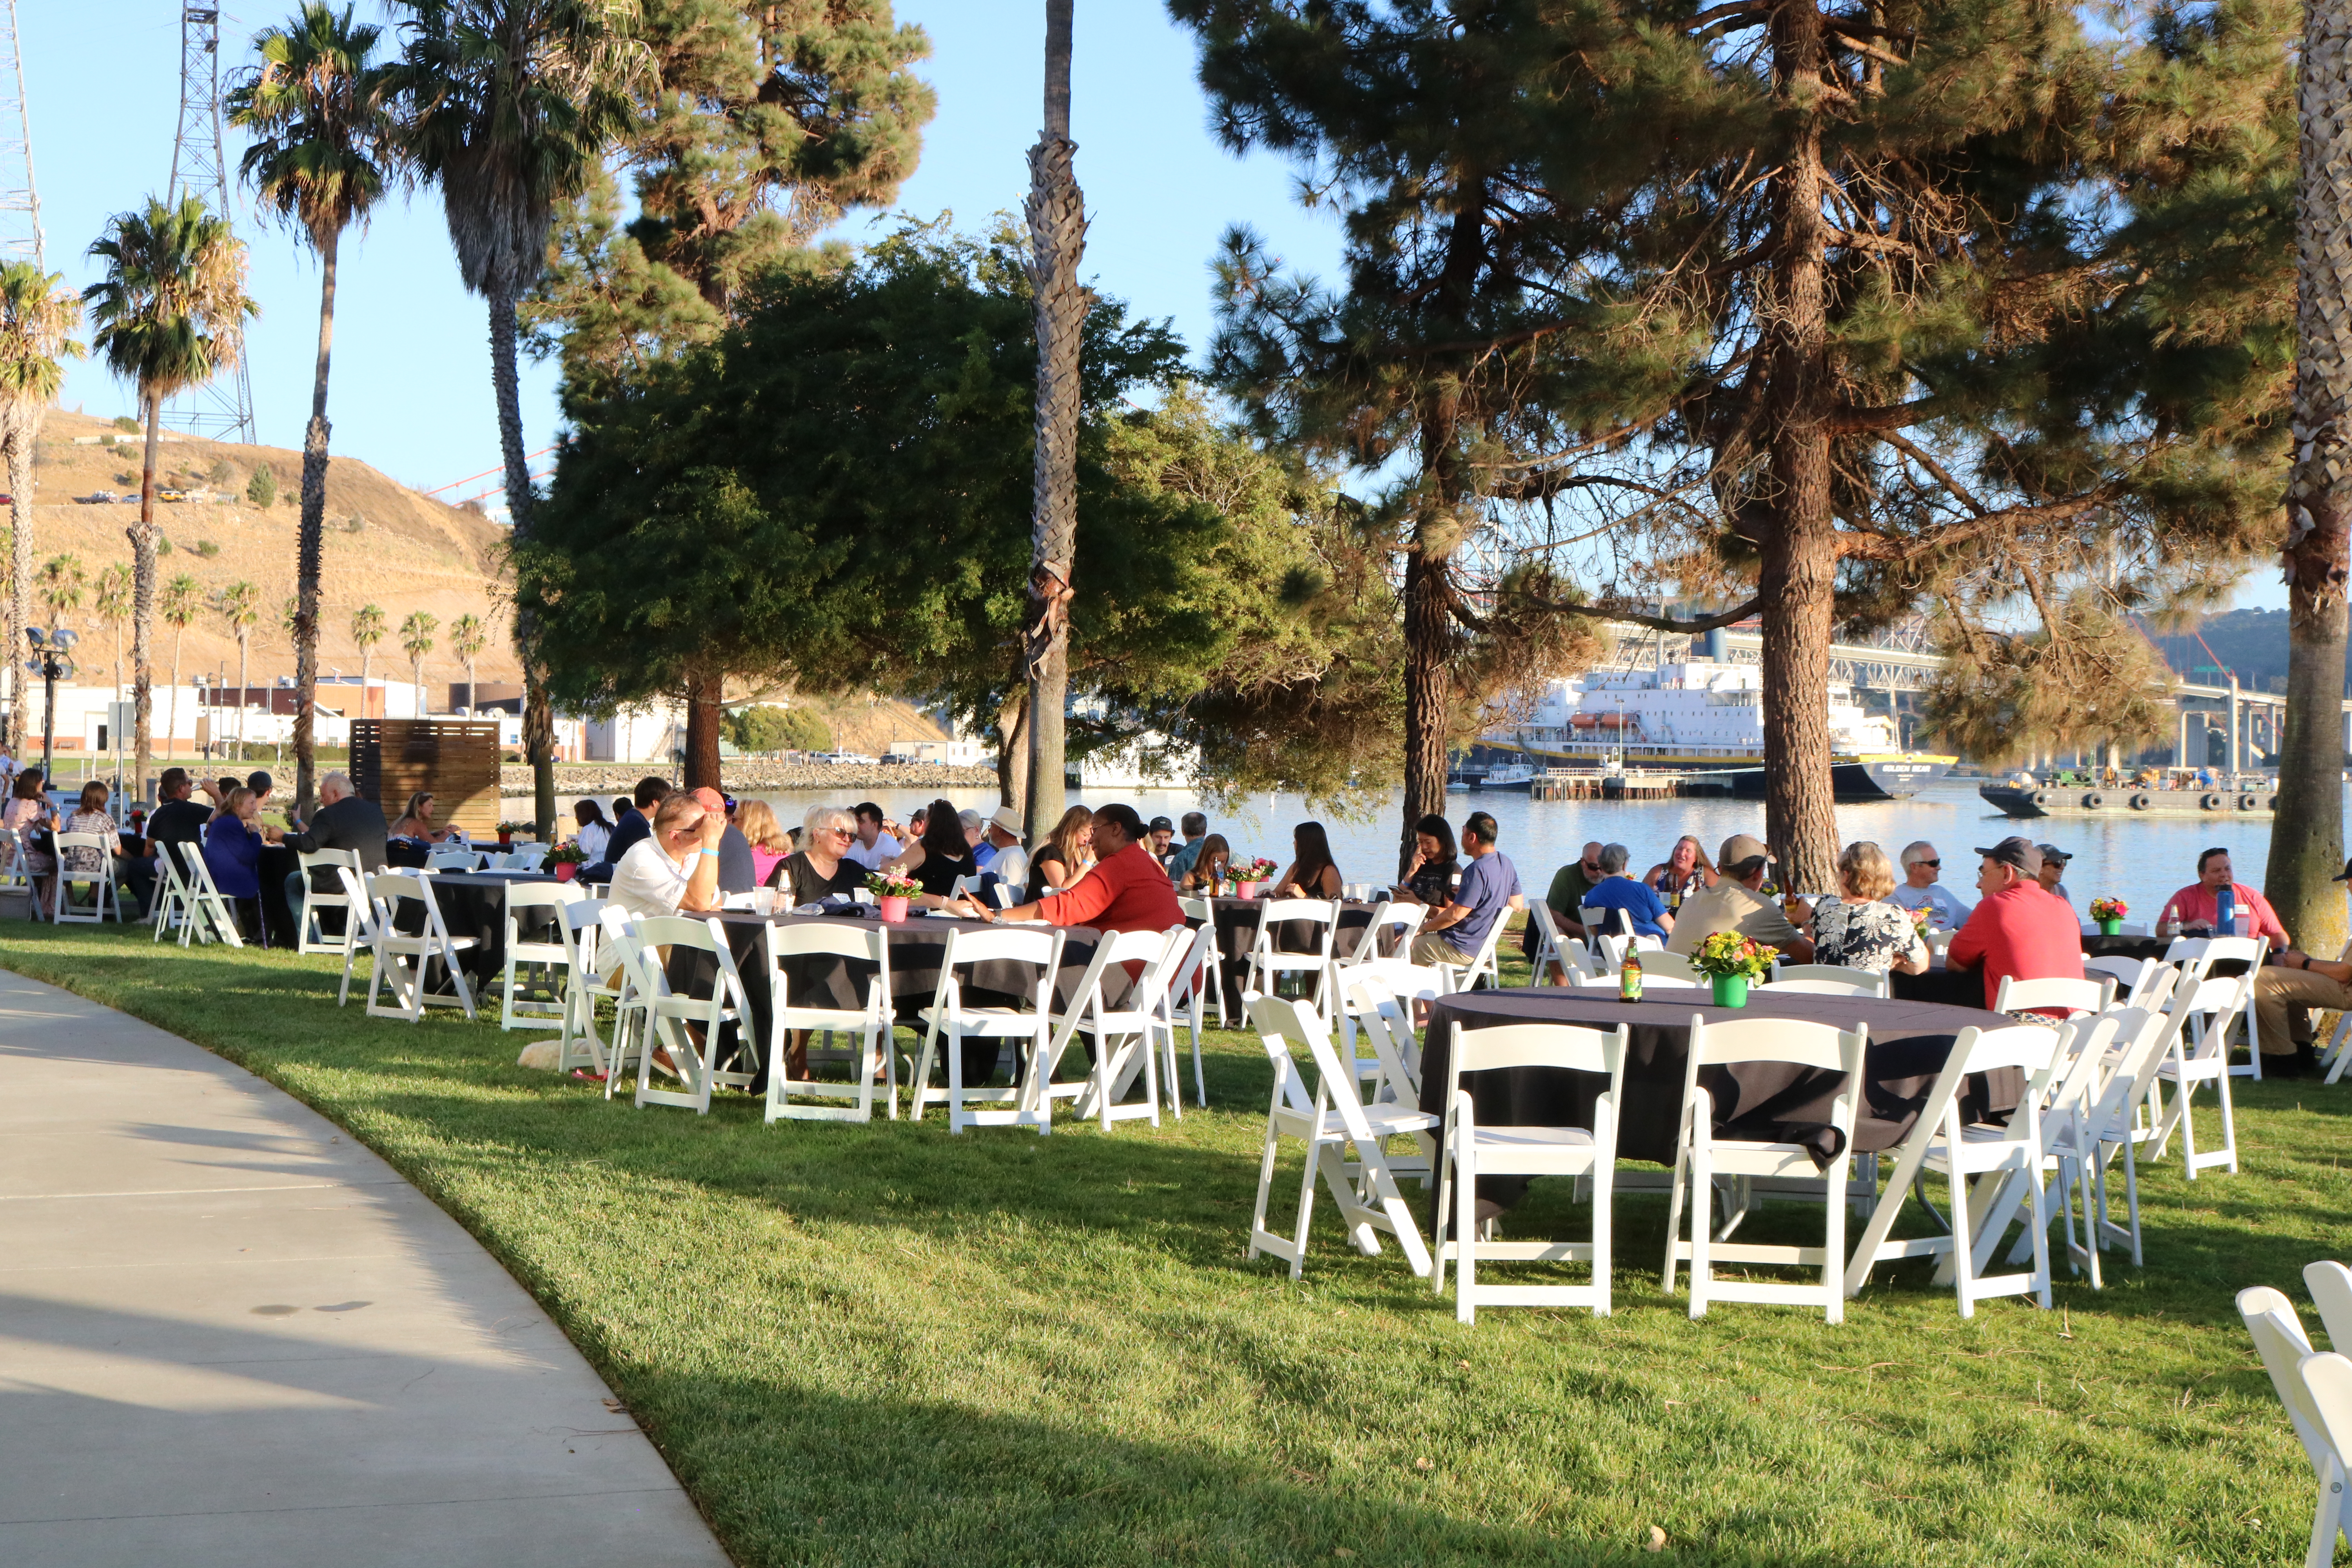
left=1643, top=834, right=1717, bottom=906
left=735, top=800, right=792, bottom=889
left=1024, top=804, right=1094, bottom=903
left=390, top=790, right=453, bottom=843
left=775, top=803, right=864, bottom=904
left=1809, top=840, right=1927, bottom=975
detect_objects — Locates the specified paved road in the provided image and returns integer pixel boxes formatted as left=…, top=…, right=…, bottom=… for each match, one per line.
left=0, top=969, right=732, bottom=1568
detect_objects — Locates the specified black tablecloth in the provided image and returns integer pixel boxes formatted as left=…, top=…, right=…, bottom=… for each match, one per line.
left=1891, top=930, right=2252, bottom=1007
left=400, top=870, right=560, bottom=990
left=1420, top=989, right=2016, bottom=1219
left=258, top=844, right=301, bottom=948
left=1203, top=898, right=1385, bottom=1011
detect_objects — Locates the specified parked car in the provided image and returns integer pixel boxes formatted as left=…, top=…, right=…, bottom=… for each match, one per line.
left=156, top=486, right=189, bottom=502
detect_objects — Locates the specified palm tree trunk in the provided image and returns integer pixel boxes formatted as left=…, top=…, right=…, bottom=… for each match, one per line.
left=6, top=432, right=31, bottom=751
left=129, top=391, right=161, bottom=800
left=2267, top=0, right=2352, bottom=962
left=236, top=630, right=250, bottom=761
left=684, top=666, right=722, bottom=788
left=413, top=657, right=424, bottom=717
left=293, top=228, right=339, bottom=820
left=168, top=624, right=183, bottom=764
left=465, top=655, right=475, bottom=719
left=1020, top=0, right=1084, bottom=845
left=488, top=287, right=556, bottom=837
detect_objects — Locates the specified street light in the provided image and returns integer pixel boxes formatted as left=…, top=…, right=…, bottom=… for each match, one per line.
left=24, top=627, right=77, bottom=786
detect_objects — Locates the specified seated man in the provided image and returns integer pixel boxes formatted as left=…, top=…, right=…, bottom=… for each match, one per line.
left=1886, top=841, right=1973, bottom=929
left=957, top=802, right=1180, bottom=934
left=1164, top=811, right=1211, bottom=882
left=2034, top=844, right=2074, bottom=907
left=1664, top=834, right=1811, bottom=960
left=978, top=806, right=1029, bottom=891
left=2160, top=846, right=2288, bottom=945
left=2252, top=856, right=2352, bottom=1078
left=1146, top=816, right=1177, bottom=865
left=132, top=766, right=211, bottom=916
left=1944, top=837, right=2084, bottom=1013
left=283, top=770, right=392, bottom=931
left=1577, top=842, right=1671, bottom=941
left=1544, top=840, right=1606, bottom=942
left=584, top=775, right=671, bottom=882
left=608, top=793, right=724, bottom=920
left=1409, top=811, right=1523, bottom=969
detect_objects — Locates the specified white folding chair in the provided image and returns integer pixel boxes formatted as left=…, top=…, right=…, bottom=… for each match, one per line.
left=1163, top=920, right=1218, bottom=1108
left=1994, top=974, right=2114, bottom=1018
left=1913, top=1024, right=2069, bottom=1316
left=1243, top=898, right=1341, bottom=1017
left=1175, top=896, right=1229, bottom=1034
left=0, top=824, right=26, bottom=892
left=595, top=907, right=655, bottom=1099
left=760, top=921, right=897, bottom=1122
left=2238, top=1285, right=2352, bottom=1568
left=1768, top=962, right=1886, bottom=998
left=1242, top=994, right=1436, bottom=1281
left=1336, top=969, right=1427, bottom=1113
left=626, top=914, right=755, bottom=1115
left=149, top=841, right=194, bottom=942
left=499, top=881, right=584, bottom=1032
left=2045, top=986, right=2191, bottom=1274
left=911, top=925, right=1065, bottom=1133
left=1577, top=903, right=1611, bottom=955
left=51, top=831, right=120, bottom=924
left=364, top=872, right=479, bottom=1023
left=1433, top=913, right=1509, bottom=995
left=2306, top=1261, right=2352, bottom=1361
left=1045, top=926, right=1189, bottom=1131
left=1432, top=1020, right=1628, bottom=1321
left=2163, top=933, right=2270, bottom=1074
left=1633, top=950, right=1702, bottom=984
left=552, top=897, right=622, bottom=1076
left=2147, top=967, right=2255, bottom=1177
left=1523, top=902, right=1569, bottom=985
left=1663, top=1014, right=1866, bottom=1323
left=507, top=840, right=550, bottom=871
left=428, top=845, right=481, bottom=872
left=176, top=841, right=245, bottom=949
left=332, top=866, right=380, bottom=1005
left=1338, top=899, right=1426, bottom=970
left=1597, top=930, right=1663, bottom=968
left=2083, top=955, right=2166, bottom=1009
left=293, top=849, right=360, bottom=955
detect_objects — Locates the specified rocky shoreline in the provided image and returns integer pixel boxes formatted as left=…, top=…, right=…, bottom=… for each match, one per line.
left=497, top=761, right=1002, bottom=796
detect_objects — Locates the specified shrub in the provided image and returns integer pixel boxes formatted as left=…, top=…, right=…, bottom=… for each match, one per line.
left=111, top=415, right=138, bottom=433
left=206, top=458, right=234, bottom=487
left=196, top=541, right=220, bottom=558
left=245, top=466, right=276, bottom=508
left=724, top=704, right=831, bottom=754
left=344, top=514, right=364, bottom=533
left=156, top=537, right=172, bottom=555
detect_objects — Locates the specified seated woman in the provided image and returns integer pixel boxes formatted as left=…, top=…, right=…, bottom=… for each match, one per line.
left=735, top=800, right=792, bottom=890
left=1644, top=835, right=1717, bottom=908
left=1272, top=820, right=1343, bottom=900
left=571, top=798, right=612, bottom=864
left=776, top=804, right=867, bottom=904
left=884, top=796, right=978, bottom=907
left=1177, top=833, right=1231, bottom=895
left=1808, top=840, right=1928, bottom=976
left=201, top=786, right=273, bottom=943
left=1393, top=813, right=1459, bottom=906
left=1024, top=805, right=1095, bottom=903
left=390, top=791, right=454, bottom=844
left=58, top=781, right=122, bottom=914
left=5, top=768, right=55, bottom=917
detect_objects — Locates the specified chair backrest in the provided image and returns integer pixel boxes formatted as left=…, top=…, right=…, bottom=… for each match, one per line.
left=763, top=918, right=891, bottom=966
left=1770, top=961, right=1886, bottom=997
left=428, top=846, right=479, bottom=871
left=935, top=924, right=1063, bottom=1013
left=1631, top=950, right=1700, bottom=983
left=1337, top=970, right=1423, bottom=1096
left=334, top=865, right=380, bottom=939
left=506, top=880, right=583, bottom=915
left=1451, top=1020, right=1624, bottom=1080
left=2176, top=968, right=2255, bottom=1057
left=1993, top=974, right=2111, bottom=1017
left=1177, top=894, right=1214, bottom=925
left=596, top=906, right=651, bottom=991
left=1578, top=904, right=1614, bottom=944
left=1246, top=992, right=1319, bottom=1115
left=1688, top=1014, right=1859, bottom=1073
left=300, top=847, right=359, bottom=891
left=508, top=840, right=550, bottom=870
left=2082, top=955, right=2162, bottom=1007
left=557, top=895, right=607, bottom=973
left=1349, top=899, right=1426, bottom=962
left=2239, top=1285, right=2332, bottom=1471
left=636, top=912, right=720, bottom=957
left=2307, top=1261, right=2352, bottom=1356
left=1766, top=976, right=1884, bottom=996
left=54, top=830, right=109, bottom=856
left=1062, top=926, right=1179, bottom=1029
left=1250, top=992, right=1380, bottom=1140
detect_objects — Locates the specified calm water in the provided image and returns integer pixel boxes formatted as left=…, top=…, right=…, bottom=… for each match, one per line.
left=510, top=777, right=2341, bottom=927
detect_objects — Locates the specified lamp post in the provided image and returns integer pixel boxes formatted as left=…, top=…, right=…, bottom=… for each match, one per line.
left=24, top=628, right=77, bottom=786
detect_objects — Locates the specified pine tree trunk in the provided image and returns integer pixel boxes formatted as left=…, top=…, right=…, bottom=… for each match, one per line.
left=1400, top=543, right=1452, bottom=879
left=1022, top=0, right=1084, bottom=844
left=684, top=667, right=723, bottom=788
left=1757, top=0, right=1841, bottom=896
left=293, top=229, right=339, bottom=820
left=6, top=429, right=32, bottom=751
left=488, top=288, right=557, bottom=837
left=129, top=391, right=160, bottom=801
left=2269, top=0, right=2352, bottom=960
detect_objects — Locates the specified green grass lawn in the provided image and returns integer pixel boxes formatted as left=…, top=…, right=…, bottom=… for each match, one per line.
left=1, top=920, right=2342, bottom=1565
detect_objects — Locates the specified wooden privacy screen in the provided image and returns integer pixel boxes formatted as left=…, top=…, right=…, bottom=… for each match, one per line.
left=350, top=720, right=501, bottom=836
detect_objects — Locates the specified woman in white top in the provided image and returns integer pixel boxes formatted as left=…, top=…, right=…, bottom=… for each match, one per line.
left=572, top=798, right=613, bottom=863
left=607, top=793, right=725, bottom=920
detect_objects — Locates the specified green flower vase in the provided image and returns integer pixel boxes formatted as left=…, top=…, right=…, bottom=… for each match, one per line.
left=1711, top=973, right=1750, bottom=1008
left=2097, top=918, right=2122, bottom=936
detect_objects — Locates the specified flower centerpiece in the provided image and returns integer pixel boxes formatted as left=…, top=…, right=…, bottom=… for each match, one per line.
left=1908, top=904, right=1935, bottom=933
left=1229, top=857, right=1278, bottom=897
left=2088, top=896, right=2129, bottom=936
left=1692, top=930, right=1777, bottom=1008
left=548, top=840, right=588, bottom=882
left=866, top=871, right=921, bottom=924
left=496, top=818, right=535, bottom=846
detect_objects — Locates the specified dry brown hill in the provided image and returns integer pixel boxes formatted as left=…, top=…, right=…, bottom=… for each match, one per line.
left=16, top=407, right=519, bottom=691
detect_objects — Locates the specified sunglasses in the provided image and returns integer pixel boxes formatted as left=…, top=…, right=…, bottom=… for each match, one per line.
left=1918, top=858, right=1940, bottom=868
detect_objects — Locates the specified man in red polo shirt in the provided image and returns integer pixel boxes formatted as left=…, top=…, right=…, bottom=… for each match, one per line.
left=955, top=802, right=1183, bottom=934
left=1945, top=837, right=2084, bottom=1013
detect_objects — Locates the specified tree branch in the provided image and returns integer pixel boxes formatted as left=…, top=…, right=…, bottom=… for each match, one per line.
left=1520, top=594, right=1765, bottom=632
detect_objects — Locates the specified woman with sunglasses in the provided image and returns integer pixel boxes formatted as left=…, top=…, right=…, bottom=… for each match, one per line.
left=776, top=804, right=868, bottom=902
left=1886, top=840, right=1974, bottom=929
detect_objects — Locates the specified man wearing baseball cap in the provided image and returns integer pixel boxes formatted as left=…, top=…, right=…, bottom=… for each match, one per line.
left=2033, top=844, right=2073, bottom=907
left=1945, top=837, right=2083, bottom=1013
left=1146, top=816, right=1177, bottom=865
left=2249, top=855, right=2352, bottom=1078
left=1664, top=833, right=1815, bottom=961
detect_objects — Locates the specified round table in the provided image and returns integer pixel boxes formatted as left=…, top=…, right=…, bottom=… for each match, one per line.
left=404, top=870, right=559, bottom=989
left=1203, top=898, right=1386, bottom=1012
left=1419, top=989, right=2016, bottom=1219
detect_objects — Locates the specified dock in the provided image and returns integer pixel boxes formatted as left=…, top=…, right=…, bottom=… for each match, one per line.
left=1529, top=769, right=1736, bottom=801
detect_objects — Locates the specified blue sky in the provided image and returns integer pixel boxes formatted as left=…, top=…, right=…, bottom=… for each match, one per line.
left=20, top=1, right=2282, bottom=611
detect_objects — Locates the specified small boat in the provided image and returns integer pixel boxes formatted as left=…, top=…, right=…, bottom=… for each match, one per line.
left=1981, top=771, right=2277, bottom=819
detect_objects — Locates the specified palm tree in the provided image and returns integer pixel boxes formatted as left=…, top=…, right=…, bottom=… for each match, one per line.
left=350, top=601, right=386, bottom=705
left=448, top=612, right=485, bottom=715
left=229, top=2, right=395, bottom=819
left=0, top=264, right=84, bottom=752
left=390, top=0, right=643, bottom=837
left=215, top=580, right=261, bottom=760
left=160, top=573, right=202, bottom=759
left=93, top=562, right=132, bottom=700
left=34, top=552, right=83, bottom=628
left=1021, top=0, right=1084, bottom=842
left=400, top=609, right=437, bottom=717
left=84, top=195, right=258, bottom=799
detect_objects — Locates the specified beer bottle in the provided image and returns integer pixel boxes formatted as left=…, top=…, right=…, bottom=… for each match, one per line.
left=1619, top=949, right=1643, bottom=1003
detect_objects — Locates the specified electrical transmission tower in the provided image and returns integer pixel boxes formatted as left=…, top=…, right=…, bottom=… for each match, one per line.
left=0, top=0, right=40, bottom=265
left=162, top=4, right=256, bottom=444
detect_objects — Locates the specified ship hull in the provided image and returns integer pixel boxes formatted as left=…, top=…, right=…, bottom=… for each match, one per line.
left=1980, top=783, right=2276, bottom=819
left=1723, top=756, right=1953, bottom=802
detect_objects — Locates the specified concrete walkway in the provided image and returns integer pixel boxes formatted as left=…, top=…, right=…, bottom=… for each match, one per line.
left=0, top=969, right=732, bottom=1568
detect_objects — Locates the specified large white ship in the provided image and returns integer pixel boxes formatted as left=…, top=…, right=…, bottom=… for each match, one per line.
left=1475, top=659, right=1953, bottom=801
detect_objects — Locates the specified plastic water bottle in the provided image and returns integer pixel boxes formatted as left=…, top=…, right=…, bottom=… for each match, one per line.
left=2159, top=902, right=2177, bottom=940
left=1619, top=949, right=1643, bottom=1003
left=2216, top=885, right=2236, bottom=939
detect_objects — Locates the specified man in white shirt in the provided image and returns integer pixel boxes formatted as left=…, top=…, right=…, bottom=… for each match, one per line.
left=1887, top=840, right=1973, bottom=929
left=608, top=793, right=724, bottom=920
left=978, top=805, right=1029, bottom=889
left=844, top=800, right=901, bottom=872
